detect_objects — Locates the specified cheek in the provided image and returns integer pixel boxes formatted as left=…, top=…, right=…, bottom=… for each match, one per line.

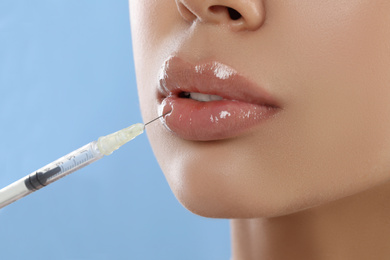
left=267, top=0, right=390, bottom=211
left=130, top=0, right=185, bottom=122
left=130, top=1, right=177, bottom=55
left=130, top=0, right=185, bottom=67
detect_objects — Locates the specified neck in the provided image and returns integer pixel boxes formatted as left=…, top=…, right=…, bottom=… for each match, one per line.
left=231, top=181, right=390, bottom=260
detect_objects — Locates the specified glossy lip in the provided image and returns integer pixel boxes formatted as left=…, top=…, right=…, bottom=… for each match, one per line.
left=157, top=56, right=281, bottom=141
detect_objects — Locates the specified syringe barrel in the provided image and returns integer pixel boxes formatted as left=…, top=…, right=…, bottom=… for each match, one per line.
left=26, top=141, right=103, bottom=189
left=0, top=141, right=103, bottom=209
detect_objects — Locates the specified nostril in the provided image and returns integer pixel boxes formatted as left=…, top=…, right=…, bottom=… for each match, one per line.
left=209, top=5, right=242, bottom=21
left=227, top=7, right=242, bottom=20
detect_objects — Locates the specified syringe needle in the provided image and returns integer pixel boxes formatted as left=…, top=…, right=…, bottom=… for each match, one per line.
left=144, top=110, right=172, bottom=127
left=0, top=111, right=172, bottom=209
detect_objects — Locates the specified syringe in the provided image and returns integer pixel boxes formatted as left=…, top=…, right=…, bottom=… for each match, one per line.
left=0, top=113, right=167, bottom=209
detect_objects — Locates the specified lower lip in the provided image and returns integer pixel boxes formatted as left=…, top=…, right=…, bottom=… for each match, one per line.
left=159, top=96, right=278, bottom=141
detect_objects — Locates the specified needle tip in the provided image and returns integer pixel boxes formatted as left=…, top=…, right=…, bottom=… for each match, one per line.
left=144, top=110, right=172, bottom=127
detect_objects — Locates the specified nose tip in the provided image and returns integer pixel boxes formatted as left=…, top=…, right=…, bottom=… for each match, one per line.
left=176, top=0, right=265, bottom=32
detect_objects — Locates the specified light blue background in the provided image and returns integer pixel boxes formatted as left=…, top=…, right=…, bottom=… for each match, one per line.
left=0, top=1, right=230, bottom=259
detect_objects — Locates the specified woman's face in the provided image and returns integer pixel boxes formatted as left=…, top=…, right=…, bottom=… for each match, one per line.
left=129, top=0, right=390, bottom=218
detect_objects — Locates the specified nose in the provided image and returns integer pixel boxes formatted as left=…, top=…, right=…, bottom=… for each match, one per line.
left=175, top=0, right=265, bottom=31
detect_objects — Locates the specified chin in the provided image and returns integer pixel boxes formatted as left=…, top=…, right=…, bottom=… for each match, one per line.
left=148, top=118, right=390, bottom=220
left=163, top=161, right=378, bottom=220
left=162, top=162, right=316, bottom=219
left=171, top=182, right=352, bottom=219
left=171, top=185, right=305, bottom=219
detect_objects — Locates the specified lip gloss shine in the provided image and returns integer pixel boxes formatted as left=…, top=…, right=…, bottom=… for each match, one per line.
left=157, top=56, right=280, bottom=141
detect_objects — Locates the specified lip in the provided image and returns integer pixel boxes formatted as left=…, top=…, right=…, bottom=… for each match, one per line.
left=157, top=56, right=281, bottom=141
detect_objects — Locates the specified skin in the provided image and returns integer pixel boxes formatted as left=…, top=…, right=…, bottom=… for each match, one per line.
left=129, top=0, right=390, bottom=259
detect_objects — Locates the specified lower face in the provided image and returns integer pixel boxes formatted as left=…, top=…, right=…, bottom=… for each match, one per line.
left=130, top=0, right=390, bottom=218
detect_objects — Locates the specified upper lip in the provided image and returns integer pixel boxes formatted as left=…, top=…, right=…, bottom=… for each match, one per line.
left=157, top=56, right=280, bottom=108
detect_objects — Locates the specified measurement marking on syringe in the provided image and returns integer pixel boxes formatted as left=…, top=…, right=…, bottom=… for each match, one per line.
left=60, top=154, right=91, bottom=171
left=46, top=151, right=95, bottom=182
